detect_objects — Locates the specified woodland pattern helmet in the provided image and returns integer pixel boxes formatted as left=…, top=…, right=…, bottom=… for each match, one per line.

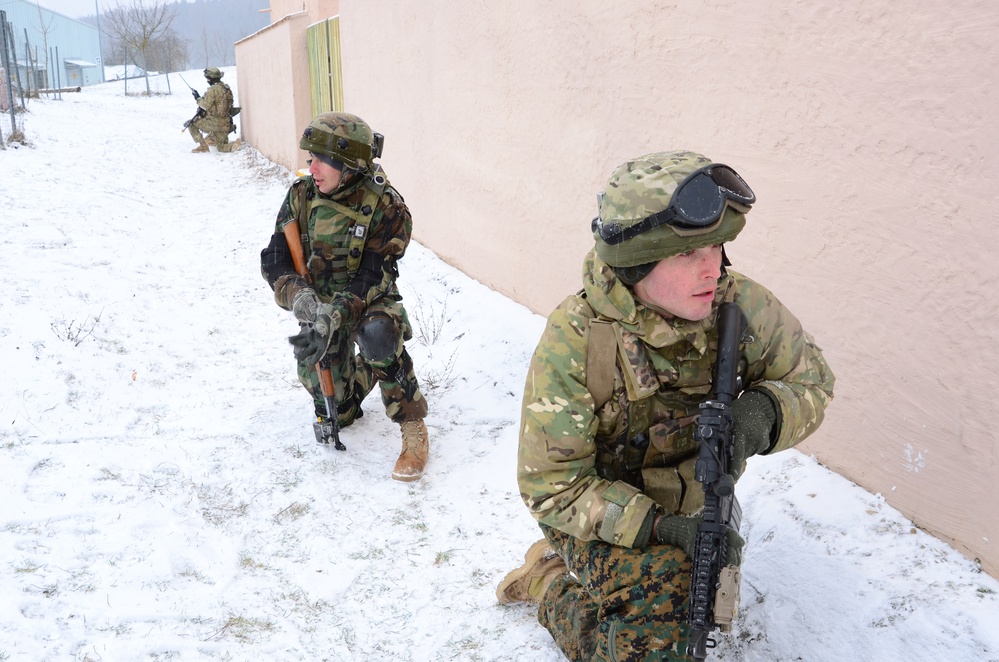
left=593, top=150, right=753, bottom=271
left=300, top=112, right=380, bottom=172
left=203, top=67, right=223, bottom=80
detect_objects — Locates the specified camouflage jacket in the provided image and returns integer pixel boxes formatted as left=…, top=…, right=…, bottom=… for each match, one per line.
left=518, top=249, right=835, bottom=548
left=195, top=81, right=233, bottom=132
left=261, top=169, right=412, bottom=332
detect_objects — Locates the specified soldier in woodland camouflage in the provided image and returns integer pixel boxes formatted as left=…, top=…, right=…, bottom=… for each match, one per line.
left=497, top=151, right=835, bottom=660
left=188, top=67, right=240, bottom=153
left=260, top=112, right=430, bottom=481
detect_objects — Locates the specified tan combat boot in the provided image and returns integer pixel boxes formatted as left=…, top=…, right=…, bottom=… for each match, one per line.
left=392, top=419, right=429, bottom=482
left=191, top=141, right=209, bottom=153
left=496, top=539, right=568, bottom=605
left=218, top=138, right=242, bottom=153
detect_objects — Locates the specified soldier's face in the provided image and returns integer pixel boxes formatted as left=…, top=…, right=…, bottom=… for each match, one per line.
left=309, top=153, right=343, bottom=194
left=632, top=244, right=722, bottom=321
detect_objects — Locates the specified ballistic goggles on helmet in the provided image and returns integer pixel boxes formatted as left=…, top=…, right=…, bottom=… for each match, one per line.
left=592, top=163, right=756, bottom=245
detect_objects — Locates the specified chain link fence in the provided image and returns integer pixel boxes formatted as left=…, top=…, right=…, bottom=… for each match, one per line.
left=1, top=10, right=28, bottom=148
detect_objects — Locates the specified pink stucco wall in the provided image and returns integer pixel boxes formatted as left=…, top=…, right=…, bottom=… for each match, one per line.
left=335, top=0, right=999, bottom=576
left=234, top=12, right=314, bottom=172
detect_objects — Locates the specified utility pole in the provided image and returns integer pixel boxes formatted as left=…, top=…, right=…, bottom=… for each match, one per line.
left=94, top=0, right=105, bottom=83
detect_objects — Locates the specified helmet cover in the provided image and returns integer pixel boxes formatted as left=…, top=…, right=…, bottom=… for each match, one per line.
left=299, top=112, right=376, bottom=171
left=594, top=150, right=747, bottom=268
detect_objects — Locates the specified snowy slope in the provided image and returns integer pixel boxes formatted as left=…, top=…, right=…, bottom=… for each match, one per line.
left=1, top=70, right=997, bottom=662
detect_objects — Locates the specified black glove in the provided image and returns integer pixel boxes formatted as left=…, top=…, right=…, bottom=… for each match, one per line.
left=729, top=389, right=779, bottom=478
left=192, top=89, right=200, bottom=100
left=291, top=287, right=320, bottom=324
left=288, top=303, right=341, bottom=366
left=655, top=514, right=744, bottom=567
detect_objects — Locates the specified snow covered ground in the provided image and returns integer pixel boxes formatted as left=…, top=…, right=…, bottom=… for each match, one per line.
left=2, top=69, right=998, bottom=662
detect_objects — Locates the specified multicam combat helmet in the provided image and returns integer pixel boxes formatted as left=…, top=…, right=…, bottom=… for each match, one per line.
left=593, top=150, right=750, bottom=281
left=203, top=67, right=223, bottom=80
left=299, top=112, right=382, bottom=172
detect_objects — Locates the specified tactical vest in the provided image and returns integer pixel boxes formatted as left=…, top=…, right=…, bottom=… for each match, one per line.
left=586, top=317, right=710, bottom=515
left=294, top=166, right=389, bottom=292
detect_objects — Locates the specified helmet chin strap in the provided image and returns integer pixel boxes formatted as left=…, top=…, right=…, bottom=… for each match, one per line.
left=322, top=168, right=362, bottom=197
left=613, top=262, right=656, bottom=286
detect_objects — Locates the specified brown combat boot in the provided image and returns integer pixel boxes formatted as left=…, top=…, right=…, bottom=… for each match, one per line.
left=496, top=539, right=568, bottom=605
left=218, top=138, right=242, bottom=153
left=392, top=419, right=429, bottom=482
left=191, top=141, right=209, bottom=153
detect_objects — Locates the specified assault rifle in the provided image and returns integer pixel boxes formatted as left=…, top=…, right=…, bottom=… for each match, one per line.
left=283, top=219, right=345, bottom=451
left=688, top=302, right=748, bottom=660
left=182, top=106, right=206, bottom=131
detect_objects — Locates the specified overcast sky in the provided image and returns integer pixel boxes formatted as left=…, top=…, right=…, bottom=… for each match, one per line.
left=33, top=0, right=190, bottom=21
left=28, top=0, right=97, bottom=20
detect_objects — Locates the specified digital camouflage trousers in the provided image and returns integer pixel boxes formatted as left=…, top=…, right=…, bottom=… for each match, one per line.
left=538, top=524, right=695, bottom=662
left=296, top=297, right=427, bottom=425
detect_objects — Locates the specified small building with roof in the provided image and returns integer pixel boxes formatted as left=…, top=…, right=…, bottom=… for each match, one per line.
left=0, top=0, right=103, bottom=91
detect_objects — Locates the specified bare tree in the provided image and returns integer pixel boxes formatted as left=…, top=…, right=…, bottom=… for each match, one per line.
left=209, top=28, right=231, bottom=67
left=101, top=34, right=126, bottom=67
left=34, top=2, right=54, bottom=90
left=102, top=0, right=177, bottom=95
left=197, top=26, right=211, bottom=68
left=144, top=30, right=188, bottom=73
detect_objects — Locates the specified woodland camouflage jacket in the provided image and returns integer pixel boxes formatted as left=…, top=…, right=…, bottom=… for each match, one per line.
left=517, top=249, right=835, bottom=548
left=262, top=169, right=412, bottom=333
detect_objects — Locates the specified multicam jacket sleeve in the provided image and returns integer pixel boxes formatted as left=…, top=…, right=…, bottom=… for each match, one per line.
left=518, top=294, right=660, bottom=549
left=730, top=273, right=835, bottom=453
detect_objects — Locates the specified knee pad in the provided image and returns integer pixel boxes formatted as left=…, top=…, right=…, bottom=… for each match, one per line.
left=355, top=315, right=399, bottom=364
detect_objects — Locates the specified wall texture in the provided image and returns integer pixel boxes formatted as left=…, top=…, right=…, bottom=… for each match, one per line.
left=336, top=0, right=999, bottom=576
left=234, top=12, right=313, bottom=172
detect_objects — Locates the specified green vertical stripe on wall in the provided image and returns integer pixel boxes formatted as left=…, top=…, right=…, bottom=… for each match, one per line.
left=306, top=16, right=344, bottom=116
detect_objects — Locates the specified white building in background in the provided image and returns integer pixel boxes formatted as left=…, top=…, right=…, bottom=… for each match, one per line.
left=0, top=0, right=103, bottom=90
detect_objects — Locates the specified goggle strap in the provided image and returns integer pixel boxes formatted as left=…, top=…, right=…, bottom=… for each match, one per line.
left=594, top=162, right=755, bottom=244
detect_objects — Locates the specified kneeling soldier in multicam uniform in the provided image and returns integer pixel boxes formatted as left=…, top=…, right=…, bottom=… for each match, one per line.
left=497, top=151, right=835, bottom=660
left=260, top=112, right=430, bottom=481
left=188, top=67, right=240, bottom=153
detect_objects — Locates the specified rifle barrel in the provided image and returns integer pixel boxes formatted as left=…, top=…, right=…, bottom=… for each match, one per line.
left=688, top=302, right=748, bottom=661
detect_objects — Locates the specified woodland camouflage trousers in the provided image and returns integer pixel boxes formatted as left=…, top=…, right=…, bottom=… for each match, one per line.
left=296, top=297, right=427, bottom=425
left=538, top=524, right=695, bottom=662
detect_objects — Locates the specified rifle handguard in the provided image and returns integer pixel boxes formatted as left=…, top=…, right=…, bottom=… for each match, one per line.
left=687, top=302, right=748, bottom=661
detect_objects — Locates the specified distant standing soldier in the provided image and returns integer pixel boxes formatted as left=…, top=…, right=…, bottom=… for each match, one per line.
left=188, top=67, right=239, bottom=153
left=259, top=112, right=431, bottom=481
